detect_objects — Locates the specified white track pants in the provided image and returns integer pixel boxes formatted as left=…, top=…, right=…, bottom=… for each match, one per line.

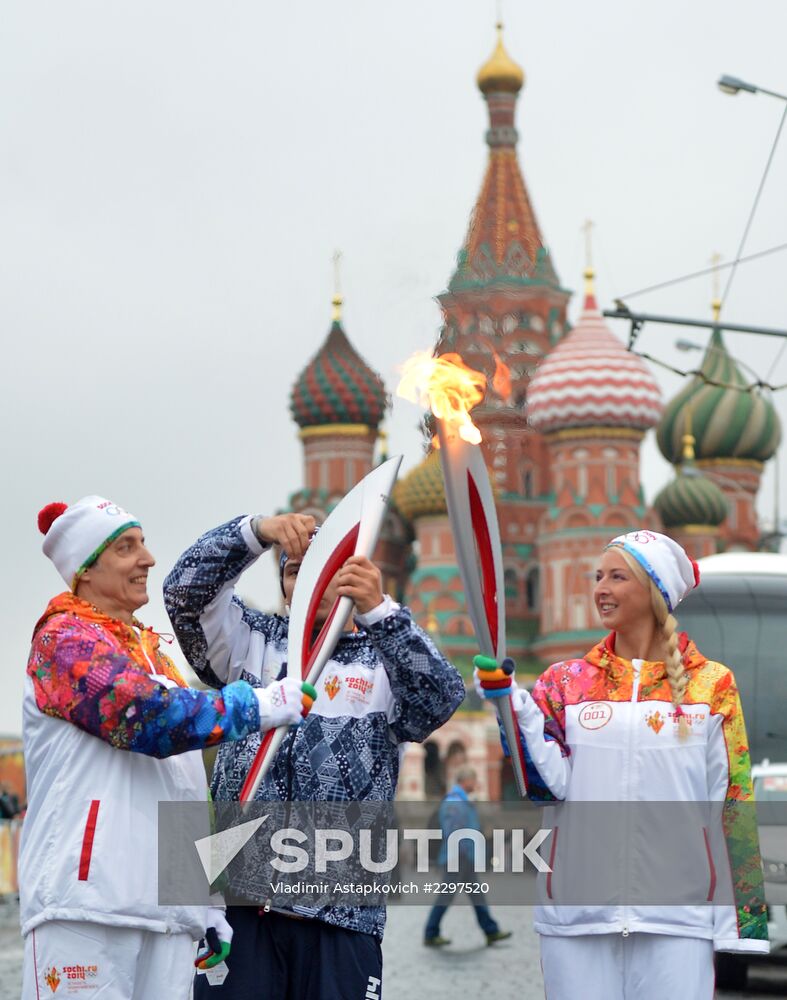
left=540, top=932, right=714, bottom=1000
left=23, top=920, right=196, bottom=1000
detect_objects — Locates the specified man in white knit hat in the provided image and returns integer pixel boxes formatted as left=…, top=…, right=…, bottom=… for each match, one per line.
left=20, top=496, right=316, bottom=1000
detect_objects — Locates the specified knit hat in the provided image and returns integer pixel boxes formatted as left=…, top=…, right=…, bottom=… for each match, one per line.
left=38, top=496, right=141, bottom=590
left=606, top=529, right=700, bottom=613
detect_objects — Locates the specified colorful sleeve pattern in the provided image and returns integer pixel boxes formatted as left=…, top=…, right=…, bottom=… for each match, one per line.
left=711, top=668, right=768, bottom=944
left=28, top=616, right=261, bottom=758
left=365, top=607, right=465, bottom=743
left=530, top=665, right=571, bottom=754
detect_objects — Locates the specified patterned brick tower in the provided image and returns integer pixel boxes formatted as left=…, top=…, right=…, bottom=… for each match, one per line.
left=408, top=22, right=572, bottom=667
left=526, top=267, right=664, bottom=662
left=288, top=294, right=410, bottom=594
left=656, top=301, right=781, bottom=551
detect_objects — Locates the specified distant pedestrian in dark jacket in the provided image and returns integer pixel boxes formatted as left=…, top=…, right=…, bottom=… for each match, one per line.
left=424, top=766, right=511, bottom=948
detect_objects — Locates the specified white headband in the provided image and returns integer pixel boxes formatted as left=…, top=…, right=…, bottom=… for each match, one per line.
left=606, top=530, right=699, bottom=613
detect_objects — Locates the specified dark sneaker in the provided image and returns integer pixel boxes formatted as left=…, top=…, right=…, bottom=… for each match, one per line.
left=486, top=930, right=512, bottom=946
left=424, top=936, right=452, bottom=947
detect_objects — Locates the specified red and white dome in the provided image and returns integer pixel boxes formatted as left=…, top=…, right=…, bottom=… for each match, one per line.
left=527, top=279, right=663, bottom=433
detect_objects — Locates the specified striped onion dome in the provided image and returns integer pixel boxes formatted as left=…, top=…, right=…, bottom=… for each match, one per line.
left=393, top=451, right=447, bottom=521
left=290, top=301, right=388, bottom=429
left=657, top=327, right=781, bottom=463
left=527, top=274, right=663, bottom=433
left=654, top=469, right=728, bottom=528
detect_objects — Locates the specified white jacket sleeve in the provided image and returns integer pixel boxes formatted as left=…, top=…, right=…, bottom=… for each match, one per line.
left=511, top=682, right=572, bottom=802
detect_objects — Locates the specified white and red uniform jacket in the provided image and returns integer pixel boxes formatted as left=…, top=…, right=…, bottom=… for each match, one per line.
left=20, top=594, right=262, bottom=939
left=511, top=632, right=768, bottom=954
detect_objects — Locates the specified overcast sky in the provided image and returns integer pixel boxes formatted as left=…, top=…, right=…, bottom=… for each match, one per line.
left=2, top=2, right=787, bottom=736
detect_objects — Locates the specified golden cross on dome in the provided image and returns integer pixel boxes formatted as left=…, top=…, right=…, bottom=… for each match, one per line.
left=332, top=249, right=343, bottom=322
left=709, top=251, right=722, bottom=322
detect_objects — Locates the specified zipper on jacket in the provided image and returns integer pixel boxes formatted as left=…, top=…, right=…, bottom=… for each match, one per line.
left=133, top=626, right=158, bottom=674
left=621, top=660, right=642, bottom=937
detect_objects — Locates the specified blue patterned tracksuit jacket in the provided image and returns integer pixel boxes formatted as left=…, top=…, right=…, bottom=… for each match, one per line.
left=163, top=516, right=465, bottom=940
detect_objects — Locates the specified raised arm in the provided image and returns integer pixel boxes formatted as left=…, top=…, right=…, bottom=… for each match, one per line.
left=361, top=602, right=465, bottom=743
left=332, top=555, right=464, bottom=742
left=516, top=665, right=573, bottom=801
left=475, top=659, right=571, bottom=801
left=29, top=615, right=310, bottom=758
left=163, top=515, right=311, bottom=688
left=29, top=616, right=261, bottom=758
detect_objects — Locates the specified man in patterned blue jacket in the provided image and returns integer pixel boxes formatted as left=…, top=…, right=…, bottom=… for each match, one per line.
left=164, top=512, right=465, bottom=999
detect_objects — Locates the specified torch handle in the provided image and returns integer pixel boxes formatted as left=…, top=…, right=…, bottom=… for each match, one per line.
left=239, top=725, right=287, bottom=806
left=496, top=693, right=529, bottom=798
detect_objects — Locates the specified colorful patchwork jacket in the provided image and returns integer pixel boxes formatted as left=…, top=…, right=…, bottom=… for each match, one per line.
left=19, top=593, right=262, bottom=939
left=163, top=516, right=466, bottom=940
left=509, top=633, right=768, bottom=953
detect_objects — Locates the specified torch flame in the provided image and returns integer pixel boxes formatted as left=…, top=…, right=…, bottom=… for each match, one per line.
left=397, top=351, right=487, bottom=445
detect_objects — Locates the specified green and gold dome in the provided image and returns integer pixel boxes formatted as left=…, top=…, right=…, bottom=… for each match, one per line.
left=654, top=472, right=728, bottom=528
left=655, top=420, right=728, bottom=529
left=657, top=327, right=781, bottom=464
left=393, top=451, right=447, bottom=522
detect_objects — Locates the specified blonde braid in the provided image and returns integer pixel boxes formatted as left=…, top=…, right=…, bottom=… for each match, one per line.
left=650, top=588, right=691, bottom=740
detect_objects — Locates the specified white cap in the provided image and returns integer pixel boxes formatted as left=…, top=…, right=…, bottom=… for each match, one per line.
left=606, top=529, right=700, bottom=613
left=40, top=495, right=141, bottom=589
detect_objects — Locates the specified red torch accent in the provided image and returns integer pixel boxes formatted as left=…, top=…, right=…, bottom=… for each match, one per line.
left=466, top=470, right=498, bottom=657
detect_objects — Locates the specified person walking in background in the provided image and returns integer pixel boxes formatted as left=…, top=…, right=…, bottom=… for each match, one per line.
left=423, top=765, right=512, bottom=948
left=475, top=530, right=768, bottom=999
left=20, top=497, right=312, bottom=1000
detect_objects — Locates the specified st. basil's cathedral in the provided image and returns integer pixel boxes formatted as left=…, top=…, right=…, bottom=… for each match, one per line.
left=285, top=26, right=781, bottom=799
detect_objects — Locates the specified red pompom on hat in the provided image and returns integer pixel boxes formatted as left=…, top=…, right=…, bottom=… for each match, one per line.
left=38, top=502, right=68, bottom=536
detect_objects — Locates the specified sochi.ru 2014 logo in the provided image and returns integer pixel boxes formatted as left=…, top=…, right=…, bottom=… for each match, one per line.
left=646, top=710, right=665, bottom=734
left=578, top=702, right=612, bottom=730
left=44, top=966, right=60, bottom=993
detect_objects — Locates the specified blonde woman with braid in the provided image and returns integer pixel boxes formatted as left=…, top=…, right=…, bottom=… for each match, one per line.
left=474, top=530, right=768, bottom=999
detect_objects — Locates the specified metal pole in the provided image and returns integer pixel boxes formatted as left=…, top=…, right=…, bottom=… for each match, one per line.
left=603, top=308, right=787, bottom=341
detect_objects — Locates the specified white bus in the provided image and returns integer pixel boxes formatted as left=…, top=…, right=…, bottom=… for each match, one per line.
left=677, top=551, right=787, bottom=766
